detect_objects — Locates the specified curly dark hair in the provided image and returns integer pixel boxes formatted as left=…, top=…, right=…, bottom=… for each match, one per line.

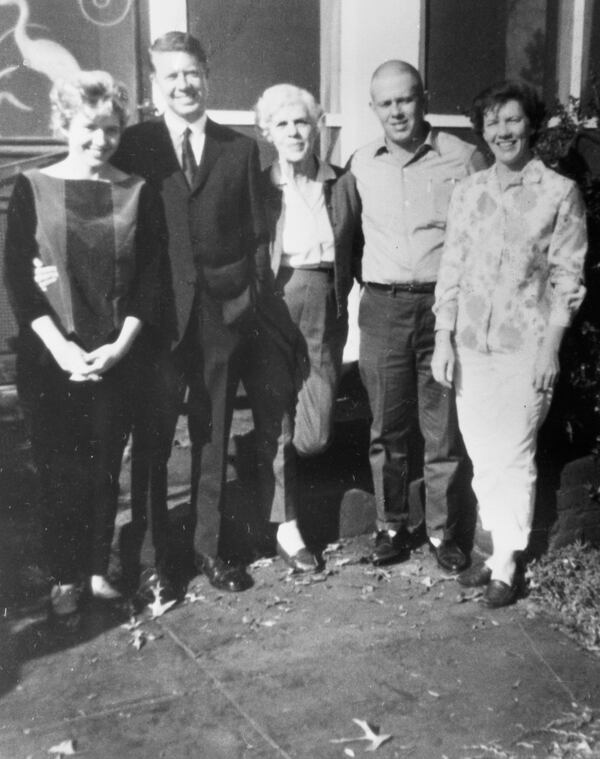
left=470, top=80, right=546, bottom=144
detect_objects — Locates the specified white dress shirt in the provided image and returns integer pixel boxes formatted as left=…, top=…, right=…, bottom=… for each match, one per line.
left=163, top=109, right=207, bottom=169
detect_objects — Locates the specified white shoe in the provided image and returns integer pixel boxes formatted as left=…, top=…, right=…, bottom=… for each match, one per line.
left=90, top=575, right=122, bottom=600
left=50, top=583, right=79, bottom=615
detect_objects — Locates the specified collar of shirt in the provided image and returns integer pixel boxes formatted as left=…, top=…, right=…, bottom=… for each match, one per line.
left=372, top=121, right=438, bottom=166
left=490, top=156, right=545, bottom=189
left=270, top=156, right=336, bottom=188
left=164, top=110, right=207, bottom=165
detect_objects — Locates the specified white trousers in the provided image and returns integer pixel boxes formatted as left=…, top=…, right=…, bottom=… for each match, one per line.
left=455, top=348, right=552, bottom=577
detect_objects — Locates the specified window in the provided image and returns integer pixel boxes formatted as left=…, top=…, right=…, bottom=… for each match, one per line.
left=187, top=0, right=320, bottom=110
left=425, top=0, right=560, bottom=115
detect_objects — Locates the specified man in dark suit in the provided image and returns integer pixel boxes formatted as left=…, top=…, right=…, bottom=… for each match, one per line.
left=112, top=31, right=274, bottom=594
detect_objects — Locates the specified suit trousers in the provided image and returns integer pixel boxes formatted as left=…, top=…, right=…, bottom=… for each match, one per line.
left=358, top=285, right=466, bottom=541
left=454, top=347, right=552, bottom=571
left=130, top=292, right=296, bottom=563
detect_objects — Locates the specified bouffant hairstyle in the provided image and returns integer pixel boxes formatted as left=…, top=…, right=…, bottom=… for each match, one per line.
left=50, top=70, right=129, bottom=135
left=254, top=83, right=323, bottom=139
left=470, top=80, right=546, bottom=144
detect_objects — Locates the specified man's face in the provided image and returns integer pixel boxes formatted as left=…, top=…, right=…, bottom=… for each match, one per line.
left=151, top=51, right=208, bottom=122
left=370, top=70, right=426, bottom=148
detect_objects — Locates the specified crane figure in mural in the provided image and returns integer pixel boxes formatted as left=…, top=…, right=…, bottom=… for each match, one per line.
left=0, top=0, right=80, bottom=83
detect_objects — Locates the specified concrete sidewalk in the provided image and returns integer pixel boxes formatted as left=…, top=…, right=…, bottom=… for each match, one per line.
left=1, top=536, right=600, bottom=759
left=1, top=411, right=600, bottom=759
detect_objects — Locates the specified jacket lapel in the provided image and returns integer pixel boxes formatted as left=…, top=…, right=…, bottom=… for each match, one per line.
left=153, top=117, right=190, bottom=196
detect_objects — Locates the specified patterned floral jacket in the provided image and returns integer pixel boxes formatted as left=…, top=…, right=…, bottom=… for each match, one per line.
left=434, top=158, right=587, bottom=353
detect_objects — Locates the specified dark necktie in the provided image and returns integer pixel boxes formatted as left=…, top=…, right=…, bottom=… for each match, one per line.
left=181, top=127, right=198, bottom=187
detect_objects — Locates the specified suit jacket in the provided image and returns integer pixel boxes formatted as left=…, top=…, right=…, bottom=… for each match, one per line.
left=112, top=116, right=270, bottom=346
left=259, top=160, right=363, bottom=318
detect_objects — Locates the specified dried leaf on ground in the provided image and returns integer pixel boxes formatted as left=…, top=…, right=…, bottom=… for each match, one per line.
left=121, top=616, right=141, bottom=631
left=323, top=541, right=345, bottom=554
left=48, top=738, right=77, bottom=755
left=249, top=557, right=275, bottom=569
left=363, top=566, right=392, bottom=582
left=131, top=629, right=146, bottom=651
left=331, top=718, right=392, bottom=751
left=148, top=586, right=177, bottom=619
left=185, top=590, right=207, bottom=604
left=527, top=543, right=600, bottom=655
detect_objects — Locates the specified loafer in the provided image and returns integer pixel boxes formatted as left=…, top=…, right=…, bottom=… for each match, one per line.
left=481, top=579, right=518, bottom=608
left=457, top=562, right=492, bottom=587
left=198, top=555, right=253, bottom=592
left=430, top=539, right=468, bottom=573
left=277, top=543, right=320, bottom=573
left=370, top=530, right=411, bottom=566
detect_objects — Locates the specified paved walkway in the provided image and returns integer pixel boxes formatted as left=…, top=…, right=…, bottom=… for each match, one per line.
left=1, top=535, right=600, bottom=759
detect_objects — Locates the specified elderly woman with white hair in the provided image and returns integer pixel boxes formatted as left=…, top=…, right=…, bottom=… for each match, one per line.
left=254, top=83, right=362, bottom=571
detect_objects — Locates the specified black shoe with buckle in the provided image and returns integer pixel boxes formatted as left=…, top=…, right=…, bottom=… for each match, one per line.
left=430, top=539, right=469, bottom=573
left=457, top=562, right=492, bottom=587
left=277, top=544, right=320, bottom=573
left=370, top=530, right=411, bottom=566
left=197, top=555, right=253, bottom=592
left=481, top=579, right=518, bottom=608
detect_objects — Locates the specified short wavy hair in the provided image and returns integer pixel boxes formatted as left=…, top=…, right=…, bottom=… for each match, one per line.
left=254, top=84, right=323, bottom=139
left=149, top=31, right=208, bottom=73
left=50, top=70, right=129, bottom=135
left=470, top=80, right=546, bottom=143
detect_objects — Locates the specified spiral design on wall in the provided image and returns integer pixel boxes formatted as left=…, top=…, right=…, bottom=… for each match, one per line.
left=77, top=0, right=133, bottom=27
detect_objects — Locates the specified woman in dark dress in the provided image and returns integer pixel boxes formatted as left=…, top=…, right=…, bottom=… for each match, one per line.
left=4, top=71, right=164, bottom=616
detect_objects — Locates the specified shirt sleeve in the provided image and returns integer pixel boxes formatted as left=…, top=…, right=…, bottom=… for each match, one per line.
left=433, top=181, right=468, bottom=332
left=547, top=180, right=588, bottom=327
left=3, top=174, right=54, bottom=326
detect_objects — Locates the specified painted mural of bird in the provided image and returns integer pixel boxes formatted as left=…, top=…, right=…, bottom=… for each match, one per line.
left=0, top=0, right=80, bottom=83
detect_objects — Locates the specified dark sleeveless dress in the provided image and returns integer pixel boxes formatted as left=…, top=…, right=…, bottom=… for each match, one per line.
left=4, top=170, right=166, bottom=583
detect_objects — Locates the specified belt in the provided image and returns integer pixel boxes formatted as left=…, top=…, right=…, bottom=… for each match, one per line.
left=280, top=265, right=334, bottom=275
left=365, top=281, right=436, bottom=294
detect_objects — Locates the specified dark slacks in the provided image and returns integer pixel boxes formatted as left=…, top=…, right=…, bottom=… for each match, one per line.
left=25, top=349, right=136, bottom=584
left=358, top=285, right=466, bottom=542
left=131, top=291, right=296, bottom=564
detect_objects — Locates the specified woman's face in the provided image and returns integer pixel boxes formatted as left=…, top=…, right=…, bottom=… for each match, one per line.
left=67, top=105, right=122, bottom=171
left=482, top=99, right=533, bottom=171
left=267, top=102, right=316, bottom=166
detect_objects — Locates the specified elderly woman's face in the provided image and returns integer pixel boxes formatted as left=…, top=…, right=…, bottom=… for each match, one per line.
left=267, top=102, right=316, bottom=166
left=482, top=99, right=533, bottom=171
left=67, top=105, right=122, bottom=171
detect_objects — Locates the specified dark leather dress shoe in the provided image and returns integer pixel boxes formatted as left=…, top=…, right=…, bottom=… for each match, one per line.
left=370, top=530, right=411, bottom=566
left=277, top=544, right=320, bottom=573
left=431, top=539, right=468, bottom=573
left=198, top=555, right=253, bottom=592
left=481, top=579, right=518, bottom=608
left=457, top=562, right=492, bottom=587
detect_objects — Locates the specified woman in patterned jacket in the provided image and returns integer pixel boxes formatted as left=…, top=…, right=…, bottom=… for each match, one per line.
left=432, top=81, right=587, bottom=607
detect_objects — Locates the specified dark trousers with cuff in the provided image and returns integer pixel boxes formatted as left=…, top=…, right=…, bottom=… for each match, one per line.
left=358, top=284, right=468, bottom=544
